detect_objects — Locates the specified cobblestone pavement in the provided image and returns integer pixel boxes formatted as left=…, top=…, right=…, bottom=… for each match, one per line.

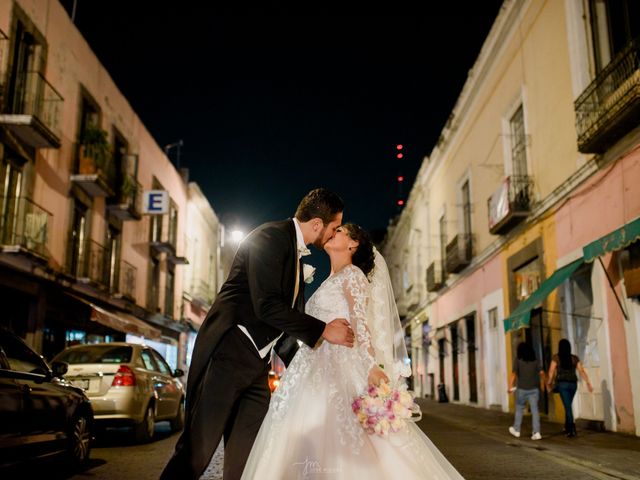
left=7, top=401, right=639, bottom=479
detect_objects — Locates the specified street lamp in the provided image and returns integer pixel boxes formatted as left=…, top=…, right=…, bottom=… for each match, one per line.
left=164, top=139, right=184, bottom=169
left=231, top=230, right=245, bottom=243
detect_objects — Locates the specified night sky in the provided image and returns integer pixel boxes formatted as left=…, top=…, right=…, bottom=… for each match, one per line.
left=59, top=4, right=503, bottom=286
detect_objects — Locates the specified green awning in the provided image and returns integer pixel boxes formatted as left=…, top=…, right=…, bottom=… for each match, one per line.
left=583, top=217, right=640, bottom=263
left=504, top=258, right=584, bottom=333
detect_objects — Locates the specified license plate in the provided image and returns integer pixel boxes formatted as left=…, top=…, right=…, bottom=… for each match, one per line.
left=71, top=379, right=90, bottom=390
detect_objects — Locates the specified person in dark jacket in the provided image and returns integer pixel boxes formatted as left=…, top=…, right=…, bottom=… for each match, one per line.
left=508, top=342, right=545, bottom=440
left=161, top=188, right=355, bottom=479
left=547, top=338, right=593, bottom=437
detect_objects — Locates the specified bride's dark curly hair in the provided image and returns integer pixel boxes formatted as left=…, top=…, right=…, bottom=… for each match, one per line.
left=343, top=223, right=375, bottom=279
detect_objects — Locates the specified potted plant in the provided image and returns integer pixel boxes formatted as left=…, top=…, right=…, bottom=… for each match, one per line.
left=79, top=125, right=113, bottom=176
left=120, top=173, right=138, bottom=203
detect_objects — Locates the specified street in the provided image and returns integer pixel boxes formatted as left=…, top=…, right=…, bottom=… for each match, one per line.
left=7, top=399, right=639, bottom=480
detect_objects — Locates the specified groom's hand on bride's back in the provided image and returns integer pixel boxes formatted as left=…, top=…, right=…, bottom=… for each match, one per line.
left=321, top=318, right=355, bottom=347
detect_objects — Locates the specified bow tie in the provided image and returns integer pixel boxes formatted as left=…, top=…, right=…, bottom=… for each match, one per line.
left=298, top=246, right=311, bottom=257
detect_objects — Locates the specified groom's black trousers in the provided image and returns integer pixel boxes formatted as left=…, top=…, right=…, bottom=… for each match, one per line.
left=160, top=328, right=271, bottom=480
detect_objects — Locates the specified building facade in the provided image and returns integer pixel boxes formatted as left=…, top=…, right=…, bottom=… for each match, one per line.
left=0, top=0, right=225, bottom=373
left=384, top=0, right=640, bottom=435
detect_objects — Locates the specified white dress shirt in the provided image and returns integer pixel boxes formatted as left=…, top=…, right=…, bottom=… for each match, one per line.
left=238, top=218, right=306, bottom=359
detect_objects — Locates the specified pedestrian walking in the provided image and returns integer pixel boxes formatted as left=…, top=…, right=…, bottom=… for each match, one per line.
left=508, top=342, right=545, bottom=440
left=547, top=338, right=593, bottom=437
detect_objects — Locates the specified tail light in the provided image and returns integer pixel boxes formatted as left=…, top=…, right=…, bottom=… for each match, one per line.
left=112, top=365, right=136, bottom=387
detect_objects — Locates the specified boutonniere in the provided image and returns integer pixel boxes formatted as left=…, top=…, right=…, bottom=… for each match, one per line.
left=303, top=264, right=316, bottom=284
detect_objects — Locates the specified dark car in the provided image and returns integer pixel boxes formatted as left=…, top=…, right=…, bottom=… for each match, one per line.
left=0, top=327, right=93, bottom=469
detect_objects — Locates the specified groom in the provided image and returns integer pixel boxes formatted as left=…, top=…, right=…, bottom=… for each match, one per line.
left=161, top=188, right=355, bottom=480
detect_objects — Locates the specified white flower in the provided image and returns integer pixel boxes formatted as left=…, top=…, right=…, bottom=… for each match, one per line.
left=303, top=264, right=316, bottom=284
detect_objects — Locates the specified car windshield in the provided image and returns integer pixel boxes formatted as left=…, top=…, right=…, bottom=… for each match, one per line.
left=55, top=345, right=133, bottom=364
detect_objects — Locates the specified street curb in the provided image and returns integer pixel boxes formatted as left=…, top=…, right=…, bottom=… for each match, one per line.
left=416, top=401, right=637, bottom=480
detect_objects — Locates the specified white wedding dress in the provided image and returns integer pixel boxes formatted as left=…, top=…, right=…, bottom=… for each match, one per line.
left=241, top=264, right=464, bottom=479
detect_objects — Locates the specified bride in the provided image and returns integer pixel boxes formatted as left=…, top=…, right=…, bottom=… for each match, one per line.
left=241, top=224, right=464, bottom=479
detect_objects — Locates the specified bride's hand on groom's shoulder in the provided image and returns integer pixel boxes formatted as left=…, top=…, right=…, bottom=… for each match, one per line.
left=322, top=318, right=355, bottom=348
left=368, top=366, right=389, bottom=387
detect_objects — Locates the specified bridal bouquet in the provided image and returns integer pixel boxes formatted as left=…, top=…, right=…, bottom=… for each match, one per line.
left=351, top=381, right=420, bottom=437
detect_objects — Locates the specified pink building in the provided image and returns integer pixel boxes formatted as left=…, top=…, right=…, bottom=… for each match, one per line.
left=0, top=0, right=191, bottom=369
left=552, top=146, right=640, bottom=434
left=425, top=254, right=506, bottom=410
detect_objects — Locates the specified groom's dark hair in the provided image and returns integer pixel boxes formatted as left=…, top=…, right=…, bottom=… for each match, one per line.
left=295, top=188, right=344, bottom=225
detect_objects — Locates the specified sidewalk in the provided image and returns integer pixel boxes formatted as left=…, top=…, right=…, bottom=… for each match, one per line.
left=417, top=398, right=640, bottom=480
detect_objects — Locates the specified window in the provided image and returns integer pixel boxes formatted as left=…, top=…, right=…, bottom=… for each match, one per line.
left=461, top=180, right=472, bottom=238
left=589, top=0, right=640, bottom=72
left=489, top=307, right=498, bottom=330
left=148, top=257, right=161, bottom=312
left=106, top=226, right=121, bottom=292
left=78, top=95, right=100, bottom=141
left=168, top=201, right=178, bottom=247
left=140, top=349, right=158, bottom=371
left=6, top=19, right=44, bottom=115
left=151, top=350, right=172, bottom=375
left=150, top=214, right=163, bottom=244
left=0, top=330, right=47, bottom=374
left=439, top=214, right=447, bottom=275
left=112, top=131, right=128, bottom=198
left=68, top=200, right=88, bottom=276
left=510, top=105, right=527, bottom=178
left=0, top=156, right=23, bottom=245
left=165, top=265, right=175, bottom=318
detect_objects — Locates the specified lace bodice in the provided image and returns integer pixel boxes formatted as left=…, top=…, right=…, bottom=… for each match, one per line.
left=306, top=264, right=377, bottom=372
left=264, top=264, right=376, bottom=456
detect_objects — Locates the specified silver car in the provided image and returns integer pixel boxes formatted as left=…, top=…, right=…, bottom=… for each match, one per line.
left=52, top=342, right=185, bottom=442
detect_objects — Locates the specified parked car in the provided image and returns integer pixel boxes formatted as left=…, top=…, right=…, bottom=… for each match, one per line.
left=52, top=342, right=185, bottom=443
left=0, top=327, right=93, bottom=469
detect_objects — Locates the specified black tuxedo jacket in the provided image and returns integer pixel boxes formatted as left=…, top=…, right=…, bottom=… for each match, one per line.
left=185, top=219, right=326, bottom=404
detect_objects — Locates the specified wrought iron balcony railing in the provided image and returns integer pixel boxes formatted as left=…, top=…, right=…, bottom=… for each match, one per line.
left=76, top=239, right=108, bottom=287
left=0, top=71, right=63, bottom=148
left=426, top=261, right=444, bottom=292
left=70, top=143, right=116, bottom=197
left=488, top=175, right=534, bottom=235
left=575, top=37, right=640, bottom=153
left=107, top=173, right=142, bottom=220
left=118, top=260, right=137, bottom=300
left=445, top=233, right=473, bottom=274
left=0, top=196, right=51, bottom=259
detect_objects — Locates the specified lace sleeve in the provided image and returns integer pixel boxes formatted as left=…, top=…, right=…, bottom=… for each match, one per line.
left=342, top=266, right=377, bottom=373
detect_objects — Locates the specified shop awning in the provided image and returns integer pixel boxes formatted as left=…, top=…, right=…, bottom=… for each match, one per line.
left=583, top=216, right=640, bottom=262
left=69, top=294, right=161, bottom=339
left=504, top=258, right=584, bottom=333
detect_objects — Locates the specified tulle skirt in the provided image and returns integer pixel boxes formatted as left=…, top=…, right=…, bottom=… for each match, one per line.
left=241, top=343, right=464, bottom=479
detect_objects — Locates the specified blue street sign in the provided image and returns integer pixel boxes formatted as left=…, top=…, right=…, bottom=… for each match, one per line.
left=142, top=190, right=169, bottom=214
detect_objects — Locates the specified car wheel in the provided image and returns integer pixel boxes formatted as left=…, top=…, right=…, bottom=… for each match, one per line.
left=170, top=397, right=185, bottom=432
left=68, top=413, right=92, bottom=467
left=133, top=403, right=155, bottom=443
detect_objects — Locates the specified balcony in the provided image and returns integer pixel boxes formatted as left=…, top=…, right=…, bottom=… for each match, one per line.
left=107, top=173, right=142, bottom=220
left=0, top=71, right=63, bottom=148
left=426, top=262, right=444, bottom=292
left=445, top=234, right=473, bottom=274
left=0, top=197, right=51, bottom=261
left=70, top=144, right=116, bottom=197
left=76, top=239, right=108, bottom=288
left=150, top=218, right=177, bottom=256
left=191, top=279, right=214, bottom=309
left=116, top=260, right=137, bottom=301
left=575, top=37, right=640, bottom=153
left=488, top=176, right=534, bottom=235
